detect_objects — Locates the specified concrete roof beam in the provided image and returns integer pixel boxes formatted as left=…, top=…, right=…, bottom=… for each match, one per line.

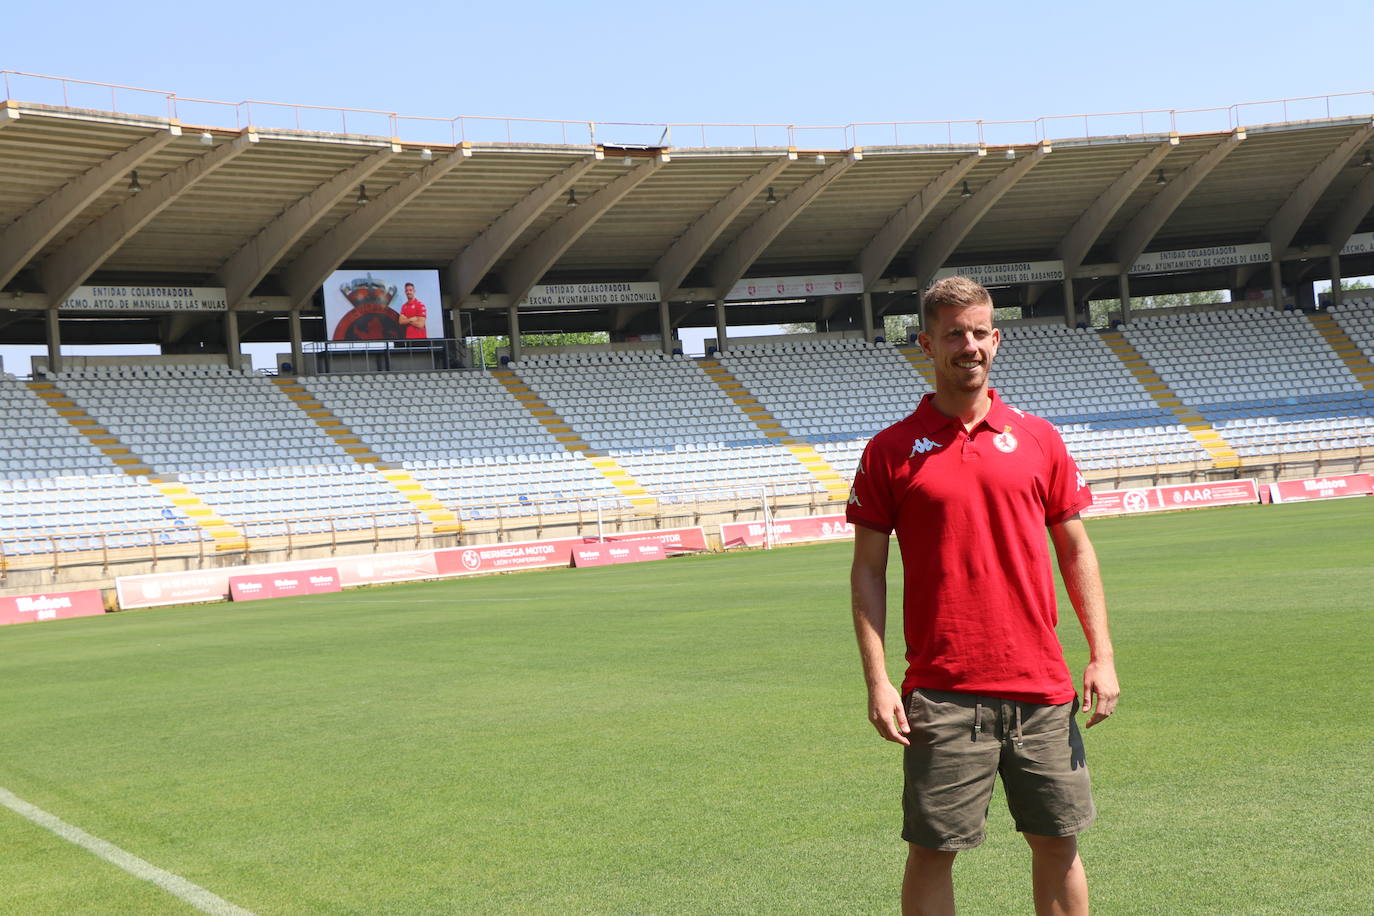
left=499, top=156, right=667, bottom=308
left=648, top=155, right=794, bottom=294
left=1324, top=168, right=1374, bottom=250
left=708, top=151, right=859, bottom=298
left=218, top=142, right=400, bottom=309
left=283, top=146, right=473, bottom=309
left=1057, top=142, right=1175, bottom=274
left=0, top=125, right=181, bottom=289
left=39, top=130, right=259, bottom=308
left=1110, top=131, right=1243, bottom=270
left=447, top=155, right=601, bottom=303
left=909, top=144, right=1049, bottom=291
left=857, top=153, right=981, bottom=290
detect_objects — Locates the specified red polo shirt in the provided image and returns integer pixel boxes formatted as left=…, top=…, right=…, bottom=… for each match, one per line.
left=846, top=390, right=1092, bottom=704
left=400, top=299, right=428, bottom=339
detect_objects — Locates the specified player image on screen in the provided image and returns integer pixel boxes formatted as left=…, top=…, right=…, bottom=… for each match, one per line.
left=324, top=269, right=442, bottom=343
left=398, top=282, right=429, bottom=339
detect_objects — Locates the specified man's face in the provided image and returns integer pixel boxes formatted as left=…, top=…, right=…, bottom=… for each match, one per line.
left=404, top=284, right=416, bottom=299
left=918, top=301, right=999, bottom=394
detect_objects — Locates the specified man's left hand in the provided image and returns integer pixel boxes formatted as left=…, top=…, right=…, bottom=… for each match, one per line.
left=1081, top=659, right=1119, bottom=728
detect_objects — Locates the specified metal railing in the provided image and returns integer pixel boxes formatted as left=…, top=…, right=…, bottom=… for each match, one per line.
left=4, top=70, right=1372, bottom=150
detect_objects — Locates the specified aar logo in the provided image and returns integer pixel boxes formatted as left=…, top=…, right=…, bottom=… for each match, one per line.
left=993, top=426, right=1018, bottom=453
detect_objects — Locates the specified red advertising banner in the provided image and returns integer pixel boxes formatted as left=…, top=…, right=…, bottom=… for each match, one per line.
left=571, top=544, right=611, bottom=567
left=331, top=551, right=440, bottom=587
left=117, top=549, right=444, bottom=609
left=720, top=513, right=856, bottom=549
left=1081, top=479, right=1260, bottom=518
left=435, top=537, right=584, bottom=576
left=435, top=528, right=700, bottom=575
left=0, top=589, right=105, bottom=626
left=117, top=527, right=710, bottom=610
left=1268, top=474, right=1374, bottom=504
left=600, top=526, right=707, bottom=554
left=573, top=540, right=667, bottom=567
left=229, top=567, right=341, bottom=602
left=116, top=571, right=230, bottom=610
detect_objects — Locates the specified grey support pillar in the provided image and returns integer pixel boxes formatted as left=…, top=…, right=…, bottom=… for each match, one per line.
left=1118, top=273, right=1132, bottom=325
left=449, top=305, right=464, bottom=366
left=288, top=308, right=303, bottom=375
left=1270, top=260, right=1285, bottom=309
left=860, top=292, right=875, bottom=342
left=45, top=309, right=62, bottom=375
left=714, top=299, right=728, bottom=353
left=507, top=304, right=522, bottom=363
left=658, top=300, right=673, bottom=354
left=225, top=310, right=242, bottom=371
left=1329, top=252, right=1343, bottom=309
left=1062, top=276, right=1076, bottom=327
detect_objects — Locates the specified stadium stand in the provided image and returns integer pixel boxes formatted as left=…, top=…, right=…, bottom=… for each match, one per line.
left=302, top=369, right=624, bottom=515
left=1121, top=308, right=1374, bottom=457
left=0, top=377, right=126, bottom=477
left=1331, top=297, right=1374, bottom=362
left=0, top=473, right=190, bottom=556
left=0, top=377, right=199, bottom=556
left=994, top=324, right=1212, bottom=470
left=715, top=338, right=926, bottom=479
left=3, top=80, right=1374, bottom=580
left=511, top=350, right=822, bottom=500
left=54, top=365, right=413, bottom=534
left=3, top=303, right=1374, bottom=572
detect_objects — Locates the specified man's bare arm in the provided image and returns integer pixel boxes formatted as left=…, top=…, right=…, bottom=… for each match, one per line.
left=1049, top=514, right=1120, bottom=727
left=851, top=526, right=909, bottom=744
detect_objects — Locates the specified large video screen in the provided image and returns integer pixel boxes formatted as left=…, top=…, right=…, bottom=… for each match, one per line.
left=324, top=269, right=441, bottom=341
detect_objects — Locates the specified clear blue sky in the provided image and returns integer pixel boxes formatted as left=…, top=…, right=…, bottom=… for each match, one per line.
left=4, top=1, right=1373, bottom=367
left=10, top=0, right=1374, bottom=132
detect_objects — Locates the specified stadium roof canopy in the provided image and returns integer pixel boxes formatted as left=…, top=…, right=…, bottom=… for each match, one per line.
left=3, top=72, right=1374, bottom=348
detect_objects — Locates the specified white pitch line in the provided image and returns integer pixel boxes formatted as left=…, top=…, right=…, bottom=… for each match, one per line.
left=0, top=786, right=256, bottom=916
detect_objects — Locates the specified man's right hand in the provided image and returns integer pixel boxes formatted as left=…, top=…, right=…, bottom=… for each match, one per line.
left=868, top=680, right=911, bottom=745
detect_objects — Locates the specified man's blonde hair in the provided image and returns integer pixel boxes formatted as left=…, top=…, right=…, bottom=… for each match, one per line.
left=922, top=276, right=992, bottom=330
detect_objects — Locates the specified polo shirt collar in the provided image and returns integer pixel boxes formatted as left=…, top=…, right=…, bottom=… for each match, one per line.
left=912, top=389, right=1014, bottom=437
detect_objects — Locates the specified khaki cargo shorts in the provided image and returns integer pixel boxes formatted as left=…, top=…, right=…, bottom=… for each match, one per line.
left=902, top=688, right=1096, bottom=850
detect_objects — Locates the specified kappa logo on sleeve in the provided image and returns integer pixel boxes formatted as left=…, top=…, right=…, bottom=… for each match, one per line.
left=1076, top=471, right=1086, bottom=489
left=908, top=437, right=942, bottom=457
left=847, top=486, right=862, bottom=507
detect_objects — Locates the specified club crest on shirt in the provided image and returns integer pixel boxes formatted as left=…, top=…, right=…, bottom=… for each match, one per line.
left=993, top=425, right=1018, bottom=453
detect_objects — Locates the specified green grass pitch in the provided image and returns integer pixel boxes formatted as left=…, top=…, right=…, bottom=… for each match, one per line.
left=1, top=499, right=1371, bottom=914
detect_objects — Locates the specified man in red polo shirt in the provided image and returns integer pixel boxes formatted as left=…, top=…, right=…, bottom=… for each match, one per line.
left=849, top=276, right=1119, bottom=916
left=397, top=282, right=428, bottom=340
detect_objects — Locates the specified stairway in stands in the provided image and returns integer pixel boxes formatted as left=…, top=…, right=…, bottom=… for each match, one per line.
left=489, top=369, right=655, bottom=508
left=1308, top=312, right=1374, bottom=391
left=897, top=344, right=938, bottom=389
left=270, top=378, right=461, bottom=533
left=696, top=358, right=850, bottom=502
left=1098, top=331, right=1240, bottom=469
left=27, top=380, right=248, bottom=551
